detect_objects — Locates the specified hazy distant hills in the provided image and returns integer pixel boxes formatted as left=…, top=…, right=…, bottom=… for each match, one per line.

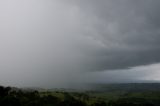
left=33, top=83, right=160, bottom=92
left=91, top=83, right=160, bottom=92
left=5, top=83, right=160, bottom=92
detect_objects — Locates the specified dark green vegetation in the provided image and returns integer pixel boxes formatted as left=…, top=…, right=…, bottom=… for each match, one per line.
left=1, top=83, right=160, bottom=106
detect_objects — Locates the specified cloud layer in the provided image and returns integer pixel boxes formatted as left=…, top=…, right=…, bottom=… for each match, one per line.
left=69, top=0, right=160, bottom=70
left=0, top=0, right=160, bottom=88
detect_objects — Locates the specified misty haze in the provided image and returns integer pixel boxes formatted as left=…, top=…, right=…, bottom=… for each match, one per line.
left=1, top=0, right=160, bottom=106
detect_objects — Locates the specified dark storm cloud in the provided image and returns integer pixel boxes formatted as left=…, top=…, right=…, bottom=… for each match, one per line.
left=70, top=0, right=160, bottom=70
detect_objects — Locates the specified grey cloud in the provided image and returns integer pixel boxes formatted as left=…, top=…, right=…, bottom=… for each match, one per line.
left=0, top=0, right=160, bottom=88
left=69, top=0, right=160, bottom=70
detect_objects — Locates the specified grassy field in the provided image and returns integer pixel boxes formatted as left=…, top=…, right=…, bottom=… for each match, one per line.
left=38, top=83, right=160, bottom=106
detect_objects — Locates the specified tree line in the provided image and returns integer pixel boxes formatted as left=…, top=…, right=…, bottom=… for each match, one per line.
left=0, top=86, right=158, bottom=106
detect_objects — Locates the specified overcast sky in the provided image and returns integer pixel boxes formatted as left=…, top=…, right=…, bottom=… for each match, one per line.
left=0, top=0, right=160, bottom=88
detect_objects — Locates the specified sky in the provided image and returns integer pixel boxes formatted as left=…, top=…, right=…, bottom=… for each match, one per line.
left=0, top=0, right=160, bottom=88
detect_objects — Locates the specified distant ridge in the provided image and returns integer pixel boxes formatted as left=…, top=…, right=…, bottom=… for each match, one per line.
left=92, top=83, right=160, bottom=92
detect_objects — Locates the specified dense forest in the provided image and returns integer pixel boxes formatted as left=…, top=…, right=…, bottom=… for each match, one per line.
left=1, top=84, right=160, bottom=106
